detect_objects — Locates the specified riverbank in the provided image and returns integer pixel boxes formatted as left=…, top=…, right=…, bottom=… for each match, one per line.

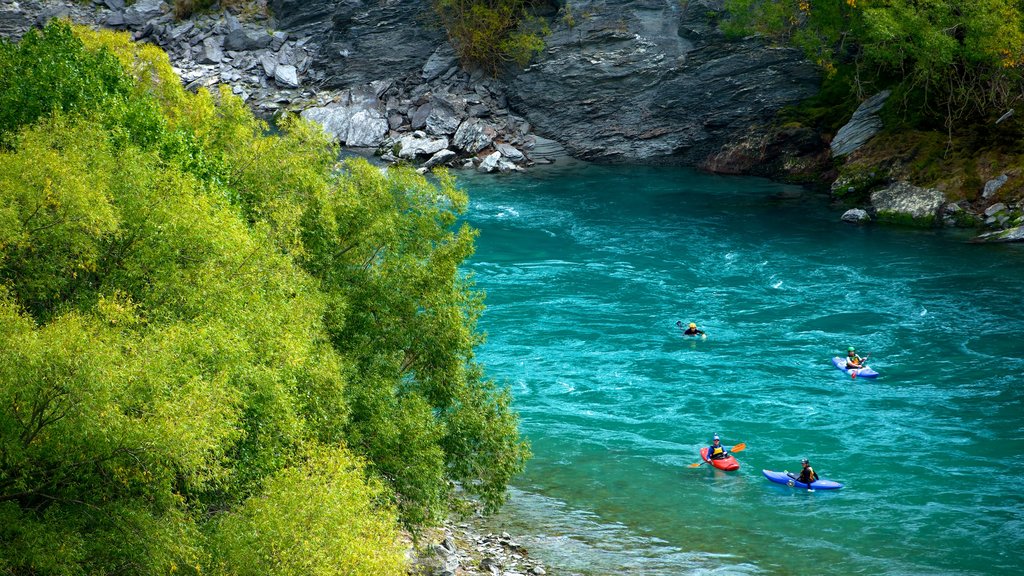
left=407, top=517, right=551, bottom=576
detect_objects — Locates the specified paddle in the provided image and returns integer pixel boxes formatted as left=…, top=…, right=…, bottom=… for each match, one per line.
left=688, top=442, right=746, bottom=467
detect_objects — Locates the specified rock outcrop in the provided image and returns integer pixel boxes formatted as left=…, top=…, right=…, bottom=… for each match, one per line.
left=505, top=0, right=820, bottom=165
left=282, top=0, right=819, bottom=167
left=830, top=90, right=890, bottom=158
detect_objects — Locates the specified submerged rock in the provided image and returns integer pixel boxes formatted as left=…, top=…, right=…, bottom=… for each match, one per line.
left=841, top=208, right=870, bottom=223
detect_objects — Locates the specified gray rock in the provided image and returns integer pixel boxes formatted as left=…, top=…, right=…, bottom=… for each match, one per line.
left=504, top=0, right=819, bottom=164
left=984, top=202, right=1007, bottom=217
left=870, top=182, right=945, bottom=224
left=387, top=112, right=405, bottom=131
left=274, top=64, right=299, bottom=88
left=302, top=96, right=389, bottom=147
left=0, top=4, right=33, bottom=38
left=397, top=133, right=449, bottom=159
left=260, top=53, right=278, bottom=77
left=104, top=0, right=126, bottom=10
left=422, top=45, right=459, bottom=82
left=478, top=151, right=519, bottom=173
left=831, top=90, right=891, bottom=157
left=411, top=102, right=432, bottom=130
left=982, top=174, right=1008, bottom=199
left=453, top=118, right=497, bottom=154
left=170, top=21, right=195, bottom=41
left=425, top=97, right=461, bottom=136
left=308, top=0, right=448, bottom=88
left=972, top=226, right=1024, bottom=243
left=270, top=30, right=289, bottom=51
left=225, top=28, right=272, bottom=52
left=423, top=149, right=457, bottom=169
left=841, top=208, right=870, bottom=223
left=198, top=37, right=224, bottom=64
left=104, top=10, right=126, bottom=29
left=496, top=142, right=525, bottom=162
left=124, top=0, right=163, bottom=28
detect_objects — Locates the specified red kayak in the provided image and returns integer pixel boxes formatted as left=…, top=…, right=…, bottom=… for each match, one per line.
left=700, top=447, right=740, bottom=471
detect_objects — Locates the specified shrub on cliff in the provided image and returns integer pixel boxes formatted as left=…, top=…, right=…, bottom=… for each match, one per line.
left=433, top=0, right=550, bottom=73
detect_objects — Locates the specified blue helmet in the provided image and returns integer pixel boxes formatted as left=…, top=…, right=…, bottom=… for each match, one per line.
left=712, top=434, right=720, bottom=441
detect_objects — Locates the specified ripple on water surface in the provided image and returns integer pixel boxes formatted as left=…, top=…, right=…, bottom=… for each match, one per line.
left=460, top=166, right=1024, bottom=576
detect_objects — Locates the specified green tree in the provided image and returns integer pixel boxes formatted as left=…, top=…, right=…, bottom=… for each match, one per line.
left=0, top=21, right=528, bottom=574
left=723, top=0, right=1024, bottom=131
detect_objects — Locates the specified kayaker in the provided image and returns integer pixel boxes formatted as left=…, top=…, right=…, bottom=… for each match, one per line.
left=797, top=458, right=819, bottom=490
left=677, top=321, right=705, bottom=336
left=706, top=434, right=729, bottom=460
left=845, top=346, right=865, bottom=369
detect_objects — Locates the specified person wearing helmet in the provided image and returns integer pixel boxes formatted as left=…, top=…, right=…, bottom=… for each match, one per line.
left=677, top=321, right=705, bottom=337
left=797, top=458, right=819, bottom=491
left=706, top=434, right=729, bottom=460
left=844, top=346, right=866, bottom=369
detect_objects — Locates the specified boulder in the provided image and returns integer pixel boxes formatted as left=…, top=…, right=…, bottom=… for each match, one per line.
left=984, top=202, right=1008, bottom=217
left=982, top=174, right=1008, bottom=199
left=224, top=28, right=272, bottom=52
left=423, top=149, right=457, bottom=169
left=478, top=151, right=519, bottom=173
left=302, top=92, right=389, bottom=147
left=198, top=37, right=224, bottom=65
left=496, top=142, right=525, bottom=162
left=274, top=64, right=299, bottom=88
left=831, top=90, right=891, bottom=157
left=260, top=53, right=278, bottom=77
left=397, top=132, right=449, bottom=159
left=453, top=118, right=496, bottom=154
left=870, top=182, right=945, bottom=225
left=425, top=97, right=461, bottom=136
left=841, top=208, right=870, bottom=223
left=123, top=0, right=163, bottom=28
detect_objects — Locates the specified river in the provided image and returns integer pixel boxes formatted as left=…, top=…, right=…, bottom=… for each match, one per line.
left=457, top=163, right=1024, bottom=575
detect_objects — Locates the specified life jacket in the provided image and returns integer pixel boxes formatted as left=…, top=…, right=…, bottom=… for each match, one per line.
left=800, top=467, right=818, bottom=483
left=709, top=445, right=725, bottom=458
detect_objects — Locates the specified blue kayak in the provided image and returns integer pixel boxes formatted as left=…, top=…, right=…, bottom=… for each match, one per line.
left=832, top=356, right=878, bottom=378
left=762, top=469, right=843, bottom=490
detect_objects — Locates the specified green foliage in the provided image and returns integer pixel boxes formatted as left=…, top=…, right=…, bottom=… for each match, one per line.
left=433, top=0, right=550, bottom=73
left=207, top=448, right=406, bottom=576
left=0, top=20, right=165, bottom=149
left=0, top=21, right=528, bottom=574
left=723, top=0, right=1024, bottom=133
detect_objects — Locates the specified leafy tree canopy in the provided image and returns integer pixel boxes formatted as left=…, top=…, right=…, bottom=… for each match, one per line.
left=0, top=19, right=528, bottom=575
left=722, top=0, right=1024, bottom=132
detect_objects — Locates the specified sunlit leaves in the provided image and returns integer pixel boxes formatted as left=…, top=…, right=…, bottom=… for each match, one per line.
left=208, top=448, right=406, bottom=576
left=723, top=0, right=1024, bottom=127
left=0, top=20, right=528, bottom=574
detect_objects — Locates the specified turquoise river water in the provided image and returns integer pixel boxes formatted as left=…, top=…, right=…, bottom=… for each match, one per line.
left=456, top=164, right=1024, bottom=576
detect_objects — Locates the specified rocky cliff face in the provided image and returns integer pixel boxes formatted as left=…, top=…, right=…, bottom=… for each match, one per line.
left=506, top=0, right=820, bottom=164
left=284, top=0, right=820, bottom=166
left=272, top=0, right=446, bottom=89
